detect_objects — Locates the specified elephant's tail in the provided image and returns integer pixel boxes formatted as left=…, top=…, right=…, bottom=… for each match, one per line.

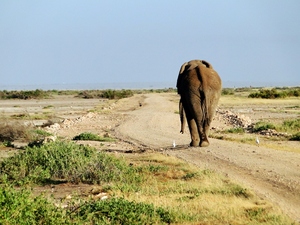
left=195, top=65, right=210, bottom=126
left=179, top=98, right=186, bottom=134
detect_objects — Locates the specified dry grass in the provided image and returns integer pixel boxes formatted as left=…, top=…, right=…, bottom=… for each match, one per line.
left=213, top=94, right=300, bottom=154
left=263, top=141, right=300, bottom=153
left=120, top=152, right=293, bottom=224
left=210, top=132, right=300, bottom=153
left=219, top=95, right=300, bottom=107
left=10, top=112, right=55, bottom=120
left=0, top=120, right=32, bottom=142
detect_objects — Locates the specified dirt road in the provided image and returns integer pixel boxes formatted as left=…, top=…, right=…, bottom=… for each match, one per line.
left=116, top=93, right=300, bottom=222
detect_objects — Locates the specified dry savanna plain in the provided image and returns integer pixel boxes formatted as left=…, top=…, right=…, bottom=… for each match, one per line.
left=0, top=88, right=299, bottom=224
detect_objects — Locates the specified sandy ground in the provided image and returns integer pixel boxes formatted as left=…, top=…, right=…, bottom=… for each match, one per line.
left=1, top=93, right=300, bottom=223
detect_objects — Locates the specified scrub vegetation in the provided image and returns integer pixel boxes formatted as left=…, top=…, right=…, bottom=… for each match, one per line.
left=0, top=88, right=175, bottom=100
left=0, top=141, right=294, bottom=224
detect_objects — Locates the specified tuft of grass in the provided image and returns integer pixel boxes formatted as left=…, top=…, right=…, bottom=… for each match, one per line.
left=0, top=121, right=55, bottom=145
left=290, top=132, right=300, bottom=141
left=73, top=132, right=115, bottom=142
left=0, top=121, right=32, bottom=142
left=0, top=185, right=67, bottom=224
left=32, top=129, right=52, bottom=137
left=281, top=118, right=300, bottom=132
left=10, top=113, right=28, bottom=119
left=10, top=112, right=54, bottom=120
left=222, top=88, right=235, bottom=95
left=253, top=121, right=276, bottom=132
left=43, top=105, right=54, bottom=109
left=252, top=119, right=300, bottom=139
left=71, top=197, right=175, bottom=224
left=225, top=127, right=245, bottom=134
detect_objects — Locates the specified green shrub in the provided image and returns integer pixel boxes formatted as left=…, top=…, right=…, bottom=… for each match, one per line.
left=235, top=87, right=253, bottom=92
left=290, top=132, right=300, bottom=141
left=71, top=197, right=175, bottom=224
left=287, top=89, right=300, bottom=97
left=222, top=88, right=235, bottom=95
left=248, top=89, right=280, bottom=99
left=226, top=127, right=245, bottom=134
left=32, top=129, right=52, bottom=137
left=248, top=87, right=300, bottom=99
left=73, top=132, right=115, bottom=142
left=0, top=89, right=51, bottom=100
left=0, top=185, right=67, bottom=225
left=253, top=122, right=276, bottom=132
left=76, top=90, right=99, bottom=99
left=0, top=186, right=175, bottom=225
left=0, top=141, right=141, bottom=189
left=76, top=89, right=134, bottom=99
left=100, top=89, right=134, bottom=99
left=282, top=118, right=300, bottom=132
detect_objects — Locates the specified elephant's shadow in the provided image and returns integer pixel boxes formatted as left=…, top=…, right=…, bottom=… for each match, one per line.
left=162, top=144, right=194, bottom=151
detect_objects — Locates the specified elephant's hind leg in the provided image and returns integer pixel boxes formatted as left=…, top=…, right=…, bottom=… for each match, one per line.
left=200, top=119, right=210, bottom=147
left=200, top=135, right=209, bottom=147
left=188, top=119, right=200, bottom=147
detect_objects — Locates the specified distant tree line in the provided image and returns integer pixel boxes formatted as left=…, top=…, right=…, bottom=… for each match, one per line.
left=248, top=87, right=300, bottom=99
left=0, top=89, right=50, bottom=100
left=0, top=88, right=176, bottom=100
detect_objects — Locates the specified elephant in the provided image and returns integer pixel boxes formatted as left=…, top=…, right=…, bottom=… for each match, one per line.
left=176, top=59, right=222, bottom=147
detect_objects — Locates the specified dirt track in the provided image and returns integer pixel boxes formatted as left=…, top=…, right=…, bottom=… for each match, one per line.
left=115, top=93, right=300, bottom=223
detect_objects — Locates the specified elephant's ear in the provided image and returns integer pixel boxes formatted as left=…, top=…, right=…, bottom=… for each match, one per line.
left=177, top=62, right=188, bottom=94
left=179, top=62, right=189, bottom=75
left=201, top=60, right=212, bottom=69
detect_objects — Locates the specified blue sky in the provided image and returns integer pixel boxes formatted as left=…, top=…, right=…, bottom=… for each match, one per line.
left=0, top=1, right=299, bottom=89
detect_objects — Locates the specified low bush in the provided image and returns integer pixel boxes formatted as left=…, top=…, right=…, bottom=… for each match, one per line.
left=0, top=185, right=175, bottom=225
left=225, top=127, right=245, bottom=134
left=290, top=132, right=300, bottom=141
left=222, top=88, right=235, bottom=95
left=0, top=185, right=67, bottom=225
left=0, top=141, right=141, bottom=189
left=76, top=89, right=134, bottom=99
left=248, top=89, right=282, bottom=99
left=73, top=132, right=115, bottom=142
left=281, top=118, right=300, bottom=132
left=71, top=197, right=175, bottom=224
left=253, top=121, right=276, bottom=132
left=32, top=129, right=52, bottom=137
left=252, top=119, right=300, bottom=141
left=0, top=121, right=32, bottom=142
left=100, top=89, right=134, bottom=99
left=248, top=87, right=300, bottom=99
left=0, top=89, right=51, bottom=100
